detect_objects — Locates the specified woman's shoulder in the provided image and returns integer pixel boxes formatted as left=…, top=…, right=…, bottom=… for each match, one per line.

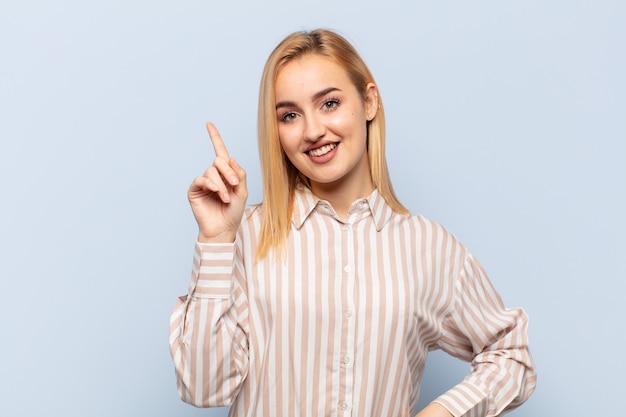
left=391, top=211, right=463, bottom=243
left=391, top=210, right=441, bottom=228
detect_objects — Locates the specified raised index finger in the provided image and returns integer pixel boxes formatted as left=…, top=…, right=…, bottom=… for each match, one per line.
left=206, top=122, right=230, bottom=159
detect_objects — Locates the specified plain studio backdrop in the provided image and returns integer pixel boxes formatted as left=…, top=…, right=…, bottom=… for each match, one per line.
left=1, top=1, right=624, bottom=416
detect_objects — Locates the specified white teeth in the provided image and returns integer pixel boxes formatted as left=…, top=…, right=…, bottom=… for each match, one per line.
left=308, top=143, right=337, bottom=157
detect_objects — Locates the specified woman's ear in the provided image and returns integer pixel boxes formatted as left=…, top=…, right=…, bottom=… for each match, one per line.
left=365, top=83, right=379, bottom=121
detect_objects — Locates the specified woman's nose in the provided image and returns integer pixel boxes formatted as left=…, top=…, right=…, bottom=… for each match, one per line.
left=303, top=113, right=326, bottom=142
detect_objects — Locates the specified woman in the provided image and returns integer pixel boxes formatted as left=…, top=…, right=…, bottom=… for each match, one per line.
left=170, top=29, right=536, bottom=417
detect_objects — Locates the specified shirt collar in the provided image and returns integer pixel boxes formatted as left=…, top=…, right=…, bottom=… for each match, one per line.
left=291, top=185, right=395, bottom=232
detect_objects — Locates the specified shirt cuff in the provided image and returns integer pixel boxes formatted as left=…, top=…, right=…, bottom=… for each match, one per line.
left=433, top=380, right=489, bottom=417
left=190, top=241, right=236, bottom=299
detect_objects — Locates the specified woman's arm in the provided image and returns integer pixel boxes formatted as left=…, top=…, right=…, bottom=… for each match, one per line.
left=434, top=252, right=537, bottom=417
left=170, top=122, right=250, bottom=406
left=169, top=241, right=249, bottom=407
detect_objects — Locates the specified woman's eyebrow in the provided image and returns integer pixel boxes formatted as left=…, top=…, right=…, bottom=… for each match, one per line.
left=311, top=87, right=340, bottom=101
left=275, top=87, right=341, bottom=110
left=275, top=100, right=296, bottom=110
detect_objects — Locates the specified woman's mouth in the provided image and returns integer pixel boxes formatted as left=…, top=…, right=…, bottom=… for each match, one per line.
left=307, top=143, right=337, bottom=157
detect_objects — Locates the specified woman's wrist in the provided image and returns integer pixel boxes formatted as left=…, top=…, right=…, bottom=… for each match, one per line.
left=197, top=231, right=237, bottom=244
left=414, top=402, right=453, bottom=417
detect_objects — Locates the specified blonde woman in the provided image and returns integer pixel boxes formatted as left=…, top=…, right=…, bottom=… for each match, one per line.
left=170, top=29, right=536, bottom=417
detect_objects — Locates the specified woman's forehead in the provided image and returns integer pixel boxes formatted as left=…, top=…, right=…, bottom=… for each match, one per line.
left=275, top=55, right=354, bottom=100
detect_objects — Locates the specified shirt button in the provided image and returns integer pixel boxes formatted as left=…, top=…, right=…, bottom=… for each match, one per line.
left=344, top=310, right=353, bottom=319
left=343, top=225, right=351, bottom=231
left=340, top=402, right=349, bottom=411
left=342, top=355, right=351, bottom=365
left=344, top=265, right=352, bottom=273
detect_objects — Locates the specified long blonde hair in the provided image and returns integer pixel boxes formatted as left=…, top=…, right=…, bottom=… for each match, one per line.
left=256, top=29, right=408, bottom=261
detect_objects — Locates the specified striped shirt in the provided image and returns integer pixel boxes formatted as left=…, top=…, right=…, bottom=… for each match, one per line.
left=169, top=187, right=536, bottom=417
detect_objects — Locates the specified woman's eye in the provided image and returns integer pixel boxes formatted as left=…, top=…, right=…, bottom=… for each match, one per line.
left=322, top=99, right=340, bottom=111
left=281, top=112, right=297, bottom=123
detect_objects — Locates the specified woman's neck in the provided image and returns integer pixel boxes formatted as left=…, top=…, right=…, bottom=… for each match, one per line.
left=310, top=177, right=375, bottom=219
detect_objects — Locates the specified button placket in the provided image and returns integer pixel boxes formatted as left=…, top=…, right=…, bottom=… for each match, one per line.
left=338, top=216, right=356, bottom=416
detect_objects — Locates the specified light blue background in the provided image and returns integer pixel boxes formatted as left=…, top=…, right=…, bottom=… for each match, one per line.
left=1, top=1, right=624, bottom=416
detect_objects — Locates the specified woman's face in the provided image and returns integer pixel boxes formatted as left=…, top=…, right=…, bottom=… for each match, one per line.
left=275, top=53, right=378, bottom=196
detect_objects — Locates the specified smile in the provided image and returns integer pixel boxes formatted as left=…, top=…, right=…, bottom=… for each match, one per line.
left=307, top=143, right=337, bottom=157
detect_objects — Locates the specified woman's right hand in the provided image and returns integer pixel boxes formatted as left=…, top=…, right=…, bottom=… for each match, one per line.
left=188, top=122, right=248, bottom=243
